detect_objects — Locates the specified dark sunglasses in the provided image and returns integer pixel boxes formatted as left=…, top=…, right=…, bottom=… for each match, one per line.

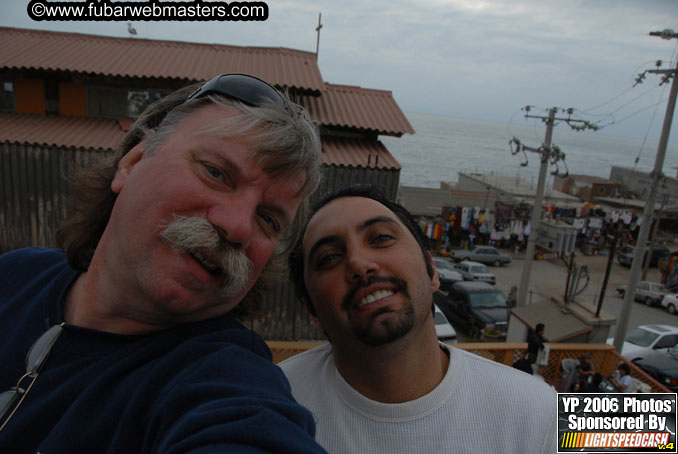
left=187, top=73, right=296, bottom=111
left=0, top=323, right=64, bottom=432
left=146, top=73, right=302, bottom=130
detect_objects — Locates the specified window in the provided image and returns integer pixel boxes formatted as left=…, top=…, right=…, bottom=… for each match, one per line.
left=87, top=86, right=168, bottom=118
left=0, top=81, right=15, bottom=112
left=127, top=89, right=165, bottom=117
left=655, top=335, right=678, bottom=349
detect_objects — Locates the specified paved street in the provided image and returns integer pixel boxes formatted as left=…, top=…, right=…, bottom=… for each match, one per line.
left=492, top=253, right=675, bottom=335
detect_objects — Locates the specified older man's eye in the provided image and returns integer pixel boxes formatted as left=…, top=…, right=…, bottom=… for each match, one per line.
left=258, top=212, right=281, bottom=234
left=204, top=164, right=224, bottom=181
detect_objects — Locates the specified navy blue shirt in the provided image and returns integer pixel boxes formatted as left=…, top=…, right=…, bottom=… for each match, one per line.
left=0, top=248, right=325, bottom=454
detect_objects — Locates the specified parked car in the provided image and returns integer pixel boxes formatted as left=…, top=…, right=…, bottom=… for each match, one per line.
left=450, top=246, right=511, bottom=266
left=455, top=261, right=496, bottom=285
left=433, top=304, right=457, bottom=343
left=633, top=345, right=678, bottom=392
left=432, top=257, right=464, bottom=291
left=616, top=280, right=669, bottom=306
left=662, top=294, right=678, bottom=314
left=617, top=245, right=669, bottom=268
left=606, top=324, right=678, bottom=362
left=437, top=281, right=508, bottom=339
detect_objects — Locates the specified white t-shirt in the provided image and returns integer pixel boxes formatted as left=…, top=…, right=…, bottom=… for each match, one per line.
left=280, top=343, right=558, bottom=454
left=617, top=374, right=633, bottom=392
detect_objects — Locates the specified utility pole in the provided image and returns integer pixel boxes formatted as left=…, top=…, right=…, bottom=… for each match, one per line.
left=515, top=107, right=557, bottom=307
left=511, top=107, right=596, bottom=306
left=614, top=29, right=678, bottom=352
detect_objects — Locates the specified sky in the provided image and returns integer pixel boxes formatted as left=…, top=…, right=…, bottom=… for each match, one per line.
left=1, top=0, right=677, bottom=144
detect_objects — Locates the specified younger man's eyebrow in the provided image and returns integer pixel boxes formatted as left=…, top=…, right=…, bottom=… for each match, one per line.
left=306, top=215, right=402, bottom=262
left=357, top=215, right=401, bottom=232
left=307, top=235, right=341, bottom=263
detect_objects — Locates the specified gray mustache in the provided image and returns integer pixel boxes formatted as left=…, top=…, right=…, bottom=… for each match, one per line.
left=160, top=215, right=253, bottom=297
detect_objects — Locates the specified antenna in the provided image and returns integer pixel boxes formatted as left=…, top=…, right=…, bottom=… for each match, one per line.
left=315, top=13, right=323, bottom=61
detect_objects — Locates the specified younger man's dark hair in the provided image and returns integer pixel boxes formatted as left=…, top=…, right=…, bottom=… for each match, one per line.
left=288, top=184, right=434, bottom=316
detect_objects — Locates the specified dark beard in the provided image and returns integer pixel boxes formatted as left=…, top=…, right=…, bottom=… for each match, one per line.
left=344, top=276, right=415, bottom=346
left=351, top=303, right=416, bottom=346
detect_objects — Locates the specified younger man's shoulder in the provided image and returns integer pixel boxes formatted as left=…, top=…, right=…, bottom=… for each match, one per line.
left=455, top=346, right=556, bottom=396
left=278, top=343, right=332, bottom=374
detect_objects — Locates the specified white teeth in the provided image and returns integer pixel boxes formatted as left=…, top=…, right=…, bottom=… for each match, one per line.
left=358, top=289, right=394, bottom=308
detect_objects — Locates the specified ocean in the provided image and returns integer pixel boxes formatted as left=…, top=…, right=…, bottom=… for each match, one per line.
left=381, top=112, right=678, bottom=189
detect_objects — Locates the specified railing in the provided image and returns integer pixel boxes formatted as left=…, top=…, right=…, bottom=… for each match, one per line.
left=266, top=341, right=671, bottom=393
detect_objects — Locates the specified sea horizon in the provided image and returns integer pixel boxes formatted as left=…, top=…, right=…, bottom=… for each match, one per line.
left=382, top=111, right=678, bottom=190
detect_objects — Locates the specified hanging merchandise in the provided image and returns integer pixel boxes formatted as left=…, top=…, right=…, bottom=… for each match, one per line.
left=462, top=207, right=471, bottom=231
left=433, top=222, right=442, bottom=240
left=573, top=218, right=586, bottom=231
left=621, top=211, right=633, bottom=225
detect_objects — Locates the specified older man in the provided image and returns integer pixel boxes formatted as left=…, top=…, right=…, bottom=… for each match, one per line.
left=281, top=184, right=557, bottom=453
left=0, top=74, right=326, bottom=453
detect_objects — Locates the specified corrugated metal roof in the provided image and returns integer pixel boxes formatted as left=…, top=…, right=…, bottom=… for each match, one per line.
left=0, top=114, right=402, bottom=170
left=0, top=27, right=325, bottom=92
left=0, top=27, right=414, bottom=136
left=301, top=84, right=414, bottom=136
left=322, top=137, right=400, bottom=170
left=0, top=112, right=123, bottom=150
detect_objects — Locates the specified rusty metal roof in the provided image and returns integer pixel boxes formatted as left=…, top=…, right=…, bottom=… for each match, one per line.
left=321, top=136, right=400, bottom=170
left=0, top=113, right=401, bottom=170
left=0, top=27, right=325, bottom=92
left=0, top=27, right=413, bottom=136
left=301, top=84, right=414, bottom=136
left=0, top=112, right=123, bottom=150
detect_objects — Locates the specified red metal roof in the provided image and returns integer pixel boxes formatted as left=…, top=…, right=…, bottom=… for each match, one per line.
left=0, top=27, right=325, bottom=92
left=0, top=113, right=401, bottom=169
left=301, top=84, right=414, bottom=136
left=0, top=112, right=123, bottom=150
left=321, top=136, right=401, bottom=170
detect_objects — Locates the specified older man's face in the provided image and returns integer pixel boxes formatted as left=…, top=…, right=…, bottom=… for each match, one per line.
left=102, top=104, right=305, bottom=325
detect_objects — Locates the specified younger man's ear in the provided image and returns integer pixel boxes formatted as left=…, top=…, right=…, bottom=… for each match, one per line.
left=427, top=251, right=441, bottom=292
left=302, top=297, right=324, bottom=333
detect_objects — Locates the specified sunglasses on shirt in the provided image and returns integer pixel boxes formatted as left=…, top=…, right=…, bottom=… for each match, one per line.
left=0, top=323, right=64, bottom=432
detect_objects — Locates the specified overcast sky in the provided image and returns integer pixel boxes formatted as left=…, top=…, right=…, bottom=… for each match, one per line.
left=1, top=0, right=677, bottom=144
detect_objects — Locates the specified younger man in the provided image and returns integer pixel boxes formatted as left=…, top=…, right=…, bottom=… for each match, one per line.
left=281, top=185, right=557, bottom=453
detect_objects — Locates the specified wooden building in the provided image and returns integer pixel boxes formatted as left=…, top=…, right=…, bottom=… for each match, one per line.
left=0, top=26, right=414, bottom=340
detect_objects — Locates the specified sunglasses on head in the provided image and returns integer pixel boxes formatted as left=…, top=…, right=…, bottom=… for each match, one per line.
left=146, top=73, right=302, bottom=130
left=188, top=73, right=304, bottom=116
